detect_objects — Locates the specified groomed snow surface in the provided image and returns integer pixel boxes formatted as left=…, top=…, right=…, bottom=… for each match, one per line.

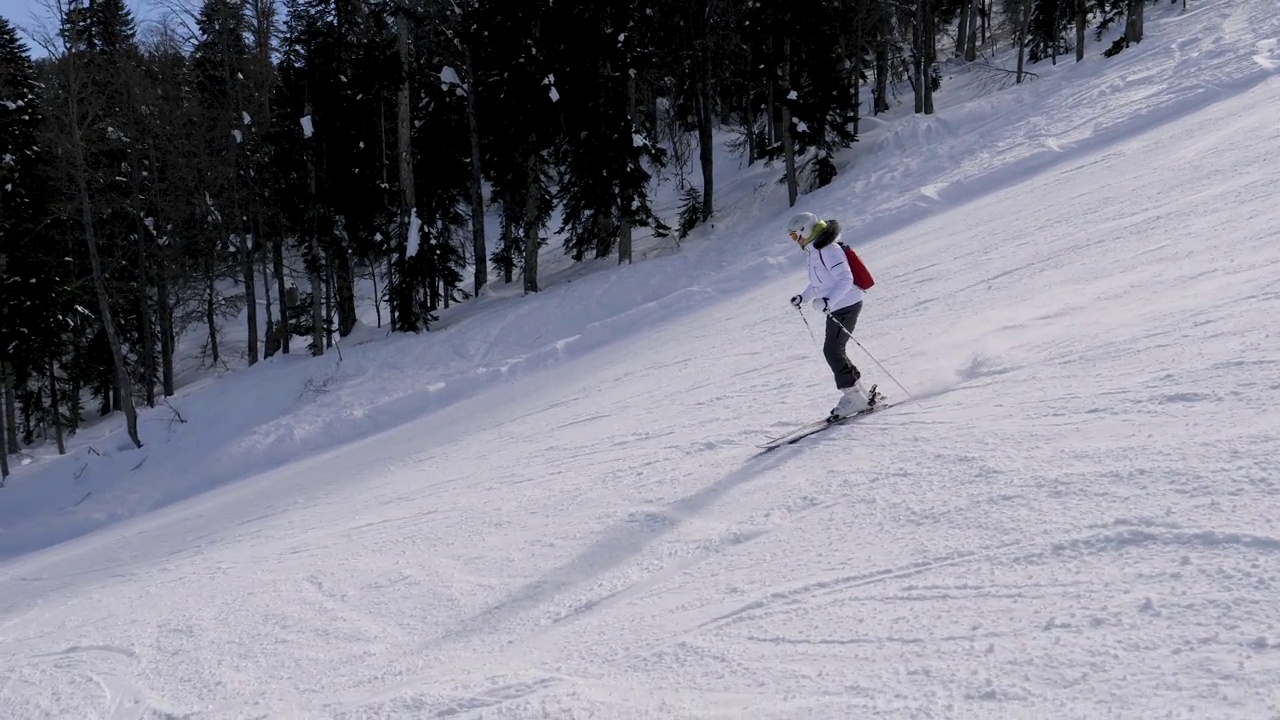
left=3, top=1, right=1280, bottom=717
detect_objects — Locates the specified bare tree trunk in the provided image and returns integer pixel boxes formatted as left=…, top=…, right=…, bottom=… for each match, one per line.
left=1076, top=0, right=1087, bottom=62
left=618, top=217, right=633, bottom=265
left=874, top=36, right=890, bottom=114
left=982, top=0, right=989, bottom=46
left=251, top=0, right=288, bottom=355
left=1051, top=0, right=1061, bottom=64
left=238, top=230, right=257, bottom=363
left=137, top=229, right=156, bottom=407
left=502, top=202, right=516, bottom=283
left=157, top=262, right=175, bottom=396
left=248, top=0, right=277, bottom=359
left=956, top=0, right=971, bottom=59
left=695, top=39, right=715, bottom=220
left=1125, top=0, right=1144, bottom=46
left=922, top=0, right=935, bottom=114
left=0, top=382, right=7, bottom=480
left=696, top=89, right=714, bottom=221
left=912, top=0, right=927, bottom=113
left=325, top=263, right=335, bottom=348
left=766, top=73, right=778, bottom=144
left=386, top=256, right=397, bottom=330
left=394, top=11, right=419, bottom=329
left=259, top=218, right=275, bottom=358
left=310, top=236, right=324, bottom=355
left=49, top=357, right=66, bottom=454
left=57, top=52, right=142, bottom=447
left=332, top=247, right=356, bottom=336
left=206, top=277, right=220, bottom=364
left=619, top=64, right=637, bottom=265
left=236, top=238, right=260, bottom=364
left=741, top=40, right=757, bottom=164
left=1016, top=0, right=1032, bottom=83
left=235, top=208, right=258, bottom=364
left=523, top=160, right=541, bottom=294
left=779, top=35, right=799, bottom=206
left=428, top=258, right=441, bottom=312
left=463, top=41, right=488, bottom=295
left=966, top=0, right=980, bottom=62
left=75, top=166, right=141, bottom=447
left=273, top=236, right=289, bottom=354
left=2, top=361, right=17, bottom=454
left=369, top=261, right=382, bottom=327
left=850, top=9, right=864, bottom=136
left=219, top=37, right=258, bottom=366
left=617, top=28, right=638, bottom=265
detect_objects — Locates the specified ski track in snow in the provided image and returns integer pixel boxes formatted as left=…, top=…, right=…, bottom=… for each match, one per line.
left=3, top=0, right=1280, bottom=717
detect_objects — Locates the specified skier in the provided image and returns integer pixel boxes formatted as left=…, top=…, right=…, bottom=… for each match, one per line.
left=787, top=212, right=878, bottom=420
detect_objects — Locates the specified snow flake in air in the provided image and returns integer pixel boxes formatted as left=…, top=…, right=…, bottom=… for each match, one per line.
left=440, top=65, right=466, bottom=96
left=406, top=209, right=422, bottom=258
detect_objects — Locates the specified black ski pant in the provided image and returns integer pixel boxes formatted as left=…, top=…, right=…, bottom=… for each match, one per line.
left=823, top=301, right=862, bottom=390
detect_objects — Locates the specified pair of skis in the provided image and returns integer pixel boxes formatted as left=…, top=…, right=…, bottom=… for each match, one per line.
left=757, top=387, right=892, bottom=451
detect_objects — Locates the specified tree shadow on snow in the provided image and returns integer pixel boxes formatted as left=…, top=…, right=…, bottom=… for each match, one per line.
left=437, top=449, right=796, bottom=646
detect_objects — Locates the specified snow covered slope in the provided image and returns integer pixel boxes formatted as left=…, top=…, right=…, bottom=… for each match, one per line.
left=2, top=0, right=1279, bottom=716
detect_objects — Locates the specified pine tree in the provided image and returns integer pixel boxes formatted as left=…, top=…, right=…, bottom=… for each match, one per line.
left=787, top=1, right=863, bottom=186
left=134, top=29, right=196, bottom=397
left=1094, top=0, right=1143, bottom=57
left=429, top=0, right=490, bottom=296
left=654, top=0, right=737, bottom=221
left=553, top=0, right=667, bottom=263
left=396, top=0, right=469, bottom=324
left=1026, top=0, right=1074, bottom=63
left=475, top=0, right=559, bottom=294
left=1, top=18, right=77, bottom=457
left=322, top=0, right=389, bottom=336
left=193, top=0, right=262, bottom=364
left=0, top=19, right=42, bottom=253
left=274, top=0, right=330, bottom=351
left=274, top=0, right=392, bottom=341
left=240, top=0, right=283, bottom=357
left=552, top=0, right=628, bottom=261
left=44, top=0, right=144, bottom=445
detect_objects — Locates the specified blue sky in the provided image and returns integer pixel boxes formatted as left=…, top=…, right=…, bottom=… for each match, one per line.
left=2, top=0, right=149, bottom=54
left=2, top=0, right=48, bottom=50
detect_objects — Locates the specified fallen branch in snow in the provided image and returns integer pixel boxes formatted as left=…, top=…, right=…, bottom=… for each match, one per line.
left=163, top=400, right=187, bottom=432
left=301, top=363, right=342, bottom=398
left=974, top=59, right=1039, bottom=80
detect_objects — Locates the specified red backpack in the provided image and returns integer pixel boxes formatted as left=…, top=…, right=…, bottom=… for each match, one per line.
left=839, top=242, right=875, bottom=290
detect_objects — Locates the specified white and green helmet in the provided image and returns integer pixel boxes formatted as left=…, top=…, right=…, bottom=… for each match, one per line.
left=787, top=212, right=827, bottom=247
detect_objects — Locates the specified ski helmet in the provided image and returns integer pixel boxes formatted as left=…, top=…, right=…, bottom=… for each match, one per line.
left=787, top=212, right=825, bottom=247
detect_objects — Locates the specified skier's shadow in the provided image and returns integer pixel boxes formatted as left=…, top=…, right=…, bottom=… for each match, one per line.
left=439, top=447, right=795, bottom=644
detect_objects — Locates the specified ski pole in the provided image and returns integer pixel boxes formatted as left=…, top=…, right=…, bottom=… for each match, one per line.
left=826, top=313, right=918, bottom=405
left=795, top=306, right=817, bottom=342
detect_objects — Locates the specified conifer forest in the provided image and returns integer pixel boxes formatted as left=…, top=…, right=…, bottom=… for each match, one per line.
left=0, top=0, right=1149, bottom=455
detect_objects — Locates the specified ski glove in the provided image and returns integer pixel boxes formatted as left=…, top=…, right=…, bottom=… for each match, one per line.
left=812, top=297, right=829, bottom=314
left=790, top=294, right=804, bottom=309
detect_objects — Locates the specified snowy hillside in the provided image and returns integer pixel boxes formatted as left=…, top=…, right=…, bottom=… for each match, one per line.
left=2, top=0, right=1279, bottom=717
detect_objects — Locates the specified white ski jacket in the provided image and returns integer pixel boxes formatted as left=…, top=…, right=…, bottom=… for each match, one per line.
left=799, top=230, right=863, bottom=313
